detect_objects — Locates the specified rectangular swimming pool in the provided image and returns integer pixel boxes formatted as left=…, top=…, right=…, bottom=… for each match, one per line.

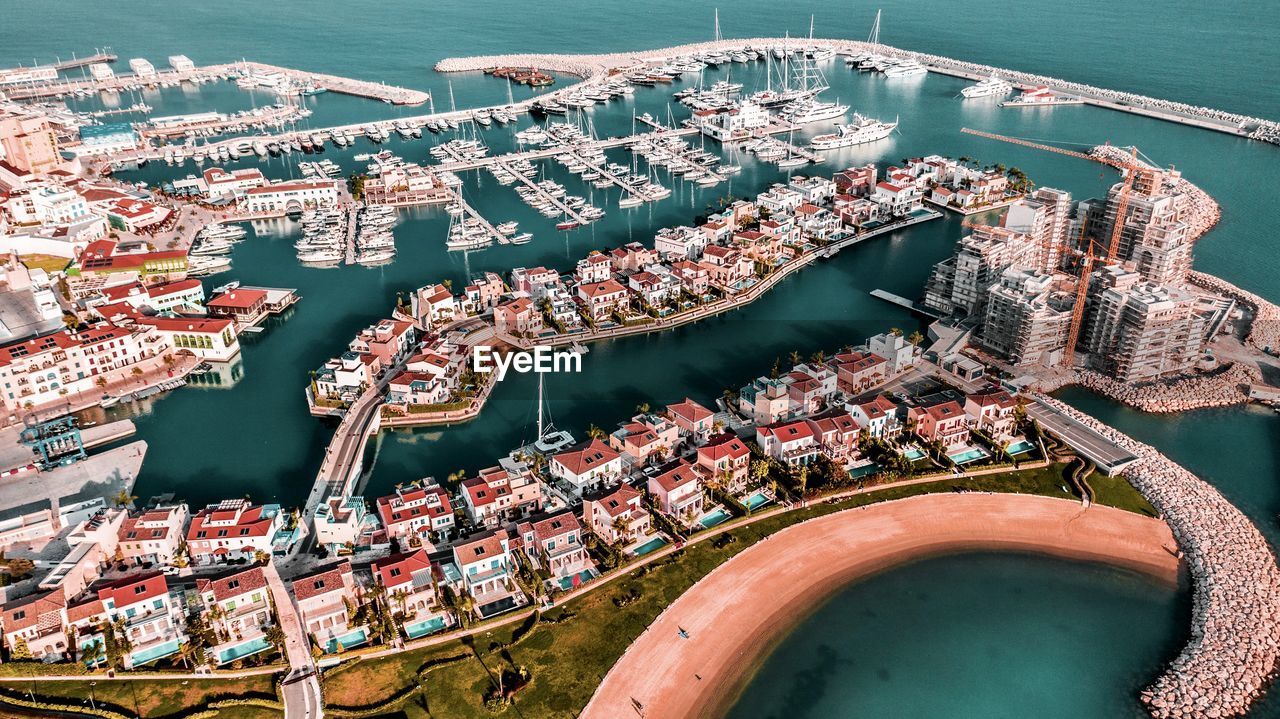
left=130, top=638, right=180, bottom=667
left=699, top=508, right=732, bottom=528
left=555, top=569, right=598, bottom=591
left=949, top=447, right=989, bottom=464
left=744, top=491, right=773, bottom=510
left=1006, top=439, right=1036, bottom=455
left=324, top=628, right=368, bottom=654
left=903, top=448, right=927, bottom=461
left=216, top=635, right=271, bottom=664
left=404, top=616, right=447, bottom=639
left=631, top=536, right=667, bottom=556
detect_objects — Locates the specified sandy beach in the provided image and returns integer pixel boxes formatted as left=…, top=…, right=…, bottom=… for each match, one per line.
left=582, top=493, right=1179, bottom=719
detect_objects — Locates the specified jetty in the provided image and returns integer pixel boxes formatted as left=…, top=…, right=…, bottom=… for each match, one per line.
left=442, top=184, right=509, bottom=246
left=565, top=150, right=661, bottom=202
left=498, top=159, right=588, bottom=224
left=3, top=59, right=429, bottom=106
left=435, top=37, right=1278, bottom=143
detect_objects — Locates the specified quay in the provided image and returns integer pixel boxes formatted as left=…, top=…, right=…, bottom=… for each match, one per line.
left=0, top=418, right=136, bottom=474
left=3, top=59, right=429, bottom=106
left=343, top=206, right=359, bottom=265
left=0, top=52, right=116, bottom=78
left=0, top=441, right=146, bottom=526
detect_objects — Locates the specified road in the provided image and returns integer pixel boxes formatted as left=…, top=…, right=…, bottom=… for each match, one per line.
left=264, top=562, right=324, bottom=719
left=1026, top=401, right=1137, bottom=472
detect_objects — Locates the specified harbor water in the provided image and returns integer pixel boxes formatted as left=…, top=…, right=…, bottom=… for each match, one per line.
left=3, top=0, right=1277, bottom=715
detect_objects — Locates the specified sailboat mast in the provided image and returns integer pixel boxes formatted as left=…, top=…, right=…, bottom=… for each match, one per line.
left=537, top=372, right=545, bottom=439
left=714, top=8, right=721, bottom=42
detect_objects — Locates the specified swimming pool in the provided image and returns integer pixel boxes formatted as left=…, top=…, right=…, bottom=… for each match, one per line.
left=324, top=628, right=368, bottom=654
left=216, top=635, right=271, bottom=664
left=699, top=508, right=732, bottom=528
left=631, top=536, right=667, bottom=556
left=1007, top=440, right=1036, bottom=455
left=129, top=638, right=180, bottom=667
left=555, top=569, right=598, bottom=591
left=404, top=616, right=447, bottom=639
left=903, top=448, right=927, bottom=461
left=744, top=491, right=773, bottom=510
left=949, top=448, right=989, bottom=464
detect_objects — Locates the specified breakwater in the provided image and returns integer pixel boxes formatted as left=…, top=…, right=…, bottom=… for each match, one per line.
left=435, top=37, right=1279, bottom=143
left=1189, top=271, right=1280, bottom=354
left=1073, top=363, right=1258, bottom=413
left=1034, top=393, right=1280, bottom=718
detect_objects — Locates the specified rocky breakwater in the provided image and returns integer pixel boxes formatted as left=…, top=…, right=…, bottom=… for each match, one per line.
left=1034, top=393, right=1280, bottom=718
left=1075, top=363, right=1259, bottom=413
left=437, top=38, right=1278, bottom=138
left=1188, top=271, right=1280, bottom=354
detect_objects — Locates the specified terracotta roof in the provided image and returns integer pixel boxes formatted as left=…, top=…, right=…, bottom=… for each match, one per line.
left=553, top=438, right=620, bottom=475
left=292, top=562, right=352, bottom=601
left=667, top=397, right=713, bottom=424
left=196, top=566, right=267, bottom=603
left=652, top=460, right=699, bottom=492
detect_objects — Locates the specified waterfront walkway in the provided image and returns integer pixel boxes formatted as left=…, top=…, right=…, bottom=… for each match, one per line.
left=263, top=562, right=325, bottom=719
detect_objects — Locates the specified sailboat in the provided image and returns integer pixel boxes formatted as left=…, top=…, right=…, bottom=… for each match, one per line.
left=776, top=126, right=808, bottom=167
left=522, top=373, right=576, bottom=455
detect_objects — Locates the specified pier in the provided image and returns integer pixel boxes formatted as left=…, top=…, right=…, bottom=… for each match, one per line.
left=869, top=289, right=943, bottom=319
left=564, top=149, right=661, bottom=202
left=443, top=184, right=509, bottom=245
left=342, top=205, right=359, bottom=265
left=3, top=59, right=429, bottom=106
left=499, top=158, right=588, bottom=224
left=0, top=52, right=116, bottom=77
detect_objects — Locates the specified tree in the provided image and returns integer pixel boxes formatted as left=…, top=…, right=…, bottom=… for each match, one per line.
left=113, top=489, right=138, bottom=508
left=788, top=350, right=802, bottom=366
left=264, top=624, right=286, bottom=651
left=9, top=636, right=31, bottom=661
left=586, top=424, right=607, bottom=440
left=796, top=465, right=809, bottom=498
left=907, top=330, right=924, bottom=347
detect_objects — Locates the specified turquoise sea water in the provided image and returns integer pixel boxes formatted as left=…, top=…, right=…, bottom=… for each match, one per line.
left=2, top=1, right=1278, bottom=715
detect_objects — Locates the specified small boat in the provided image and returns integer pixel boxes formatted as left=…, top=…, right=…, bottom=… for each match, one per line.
left=556, top=221, right=579, bottom=231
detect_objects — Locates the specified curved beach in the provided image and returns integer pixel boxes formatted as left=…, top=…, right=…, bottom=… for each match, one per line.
left=582, top=493, right=1178, bottom=719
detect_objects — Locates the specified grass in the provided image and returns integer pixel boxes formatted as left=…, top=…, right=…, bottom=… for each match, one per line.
left=18, top=254, right=71, bottom=275
left=0, top=674, right=279, bottom=718
left=322, top=463, right=1149, bottom=717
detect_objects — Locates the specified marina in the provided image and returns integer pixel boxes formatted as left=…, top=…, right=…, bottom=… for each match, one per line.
left=0, top=5, right=1278, bottom=719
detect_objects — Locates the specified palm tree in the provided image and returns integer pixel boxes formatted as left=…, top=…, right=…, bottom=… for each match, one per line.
left=907, top=331, right=924, bottom=347
left=788, top=350, right=802, bottom=366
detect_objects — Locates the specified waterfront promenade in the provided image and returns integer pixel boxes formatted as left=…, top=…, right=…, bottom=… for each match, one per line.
left=583, top=494, right=1178, bottom=719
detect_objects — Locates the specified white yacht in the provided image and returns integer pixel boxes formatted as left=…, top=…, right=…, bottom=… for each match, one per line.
left=780, top=99, right=849, bottom=124
left=961, top=74, right=1014, bottom=98
left=809, top=113, right=898, bottom=149
left=883, top=59, right=927, bottom=78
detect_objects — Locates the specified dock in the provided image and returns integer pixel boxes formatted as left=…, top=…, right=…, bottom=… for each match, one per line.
left=870, top=289, right=944, bottom=319
left=499, top=159, right=588, bottom=225
left=343, top=205, right=359, bottom=265
left=2, top=59, right=429, bottom=106
left=0, top=418, right=136, bottom=474
left=446, top=184, right=509, bottom=246
left=0, top=52, right=116, bottom=78
left=565, top=150, right=660, bottom=202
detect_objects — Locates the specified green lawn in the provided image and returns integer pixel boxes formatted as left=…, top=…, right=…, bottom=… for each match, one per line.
left=322, top=463, right=1150, bottom=717
left=0, top=674, right=279, bottom=718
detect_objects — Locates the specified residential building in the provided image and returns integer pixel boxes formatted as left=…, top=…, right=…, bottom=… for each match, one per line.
left=582, top=485, right=650, bottom=546
left=185, top=500, right=286, bottom=564
left=375, top=479, right=455, bottom=549
left=117, top=504, right=189, bottom=566
left=665, top=397, right=715, bottom=447
left=695, top=433, right=751, bottom=492
left=978, top=267, right=1073, bottom=367
left=849, top=395, right=900, bottom=438
left=964, top=388, right=1019, bottom=441
left=450, top=530, right=525, bottom=617
left=292, top=562, right=368, bottom=653
left=908, top=400, right=970, bottom=448
left=647, top=459, right=704, bottom=521
left=515, top=510, right=594, bottom=586
left=370, top=549, right=451, bottom=639
left=549, top=438, right=622, bottom=495
left=195, top=566, right=274, bottom=665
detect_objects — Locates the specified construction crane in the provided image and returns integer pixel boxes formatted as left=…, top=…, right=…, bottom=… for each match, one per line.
left=959, top=127, right=1155, bottom=367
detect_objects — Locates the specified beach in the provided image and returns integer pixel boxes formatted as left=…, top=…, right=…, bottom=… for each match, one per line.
left=582, top=493, right=1179, bottom=719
